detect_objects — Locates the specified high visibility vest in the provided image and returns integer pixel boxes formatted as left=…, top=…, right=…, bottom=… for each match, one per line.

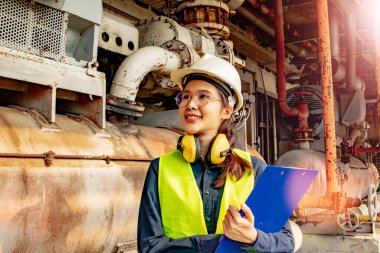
left=158, top=149, right=254, bottom=239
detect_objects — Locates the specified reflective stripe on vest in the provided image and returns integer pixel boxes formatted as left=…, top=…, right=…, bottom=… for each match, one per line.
left=158, top=149, right=254, bottom=239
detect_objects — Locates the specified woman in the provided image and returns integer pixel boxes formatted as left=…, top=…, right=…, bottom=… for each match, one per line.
left=138, top=54, right=294, bottom=253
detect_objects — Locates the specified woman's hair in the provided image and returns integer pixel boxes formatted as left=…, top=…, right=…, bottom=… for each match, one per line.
left=213, top=92, right=253, bottom=188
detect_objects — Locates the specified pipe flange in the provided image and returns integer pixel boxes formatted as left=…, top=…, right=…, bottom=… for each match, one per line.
left=212, top=37, right=234, bottom=63
left=293, top=128, right=314, bottom=143
left=188, top=22, right=230, bottom=40
left=106, top=94, right=145, bottom=118
left=136, top=16, right=193, bottom=47
left=177, top=0, right=229, bottom=13
left=177, top=0, right=230, bottom=39
left=160, top=40, right=198, bottom=68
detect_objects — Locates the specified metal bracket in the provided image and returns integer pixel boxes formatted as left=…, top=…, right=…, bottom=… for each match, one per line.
left=65, top=113, right=110, bottom=138
left=7, top=105, right=61, bottom=132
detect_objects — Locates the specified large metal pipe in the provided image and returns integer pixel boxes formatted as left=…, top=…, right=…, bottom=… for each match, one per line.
left=110, top=46, right=181, bottom=101
left=238, top=6, right=308, bottom=58
left=329, top=6, right=346, bottom=83
left=346, top=13, right=357, bottom=92
left=317, top=0, right=339, bottom=194
left=274, top=0, right=298, bottom=117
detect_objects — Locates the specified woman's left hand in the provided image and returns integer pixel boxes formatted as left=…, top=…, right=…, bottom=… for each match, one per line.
left=222, top=203, right=258, bottom=244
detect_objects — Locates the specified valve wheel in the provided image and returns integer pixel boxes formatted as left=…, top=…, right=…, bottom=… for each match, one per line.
left=367, top=183, right=378, bottom=222
left=337, top=209, right=359, bottom=231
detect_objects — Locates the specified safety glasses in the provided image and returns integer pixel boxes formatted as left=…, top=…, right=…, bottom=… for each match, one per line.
left=175, top=90, right=223, bottom=108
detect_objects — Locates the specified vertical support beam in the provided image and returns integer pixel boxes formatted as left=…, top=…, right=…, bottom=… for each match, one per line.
left=317, top=0, right=339, bottom=194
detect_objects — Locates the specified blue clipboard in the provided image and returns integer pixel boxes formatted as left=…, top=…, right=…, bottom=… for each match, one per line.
left=215, top=165, right=318, bottom=253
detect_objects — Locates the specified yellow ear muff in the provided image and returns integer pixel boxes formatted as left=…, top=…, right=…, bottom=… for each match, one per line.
left=208, top=134, right=231, bottom=164
left=179, top=134, right=200, bottom=163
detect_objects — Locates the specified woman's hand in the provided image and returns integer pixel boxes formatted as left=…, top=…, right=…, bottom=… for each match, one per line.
left=222, top=203, right=258, bottom=244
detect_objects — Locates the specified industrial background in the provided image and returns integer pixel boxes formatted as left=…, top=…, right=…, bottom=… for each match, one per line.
left=0, top=0, right=380, bottom=252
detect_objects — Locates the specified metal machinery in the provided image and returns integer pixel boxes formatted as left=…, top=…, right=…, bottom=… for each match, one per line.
left=0, top=0, right=380, bottom=252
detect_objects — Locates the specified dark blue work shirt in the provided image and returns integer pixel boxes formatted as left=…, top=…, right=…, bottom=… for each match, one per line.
left=137, top=155, right=295, bottom=253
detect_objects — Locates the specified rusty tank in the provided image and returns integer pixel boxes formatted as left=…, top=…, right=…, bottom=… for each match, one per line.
left=0, top=106, right=179, bottom=252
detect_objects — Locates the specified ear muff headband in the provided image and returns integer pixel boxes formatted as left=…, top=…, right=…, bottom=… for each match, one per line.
left=179, top=134, right=200, bottom=163
left=207, top=134, right=231, bottom=164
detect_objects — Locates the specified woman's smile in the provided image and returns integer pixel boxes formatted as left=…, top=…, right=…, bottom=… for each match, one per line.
left=184, top=113, right=202, bottom=122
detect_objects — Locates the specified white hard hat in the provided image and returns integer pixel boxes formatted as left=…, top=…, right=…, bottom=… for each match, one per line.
left=171, top=54, right=243, bottom=112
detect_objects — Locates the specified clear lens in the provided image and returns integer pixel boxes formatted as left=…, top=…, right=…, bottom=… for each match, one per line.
left=174, top=91, right=221, bottom=108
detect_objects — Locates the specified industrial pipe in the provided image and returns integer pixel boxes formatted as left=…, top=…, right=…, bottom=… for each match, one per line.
left=247, top=0, right=317, bottom=53
left=238, top=6, right=308, bottom=58
left=110, top=46, right=182, bottom=101
left=274, top=0, right=298, bottom=117
left=317, top=0, right=339, bottom=194
left=329, top=6, right=346, bottom=83
left=346, top=13, right=357, bottom=92
left=227, top=0, right=245, bottom=11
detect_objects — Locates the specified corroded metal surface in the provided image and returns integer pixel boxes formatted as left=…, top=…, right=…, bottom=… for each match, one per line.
left=317, top=0, right=339, bottom=194
left=0, top=106, right=179, bottom=252
left=177, top=0, right=230, bottom=39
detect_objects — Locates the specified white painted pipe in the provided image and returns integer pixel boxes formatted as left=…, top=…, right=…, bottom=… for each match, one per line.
left=227, top=0, right=245, bottom=11
left=110, top=46, right=182, bottom=101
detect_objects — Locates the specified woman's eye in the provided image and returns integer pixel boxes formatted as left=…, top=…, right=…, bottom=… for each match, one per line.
left=198, top=94, right=210, bottom=100
left=182, top=94, right=191, bottom=100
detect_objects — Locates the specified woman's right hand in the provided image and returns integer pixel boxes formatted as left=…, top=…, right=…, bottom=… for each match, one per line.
left=222, top=203, right=258, bottom=244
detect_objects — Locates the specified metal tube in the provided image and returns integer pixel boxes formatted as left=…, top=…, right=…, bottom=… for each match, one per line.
left=329, top=5, right=346, bottom=83
left=317, top=0, right=339, bottom=194
left=247, top=0, right=317, bottom=53
left=272, top=101, right=278, bottom=161
left=0, top=152, right=152, bottom=162
left=110, top=46, right=182, bottom=101
left=227, top=0, right=245, bottom=11
left=238, top=6, right=308, bottom=58
left=346, top=13, right=357, bottom=92
left=274, top=0, right=298, bottom=117
left=329, top=7, right=340, bottom=59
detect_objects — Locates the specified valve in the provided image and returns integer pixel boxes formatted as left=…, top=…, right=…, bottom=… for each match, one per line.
left=367, top=183, right=378, bottom=222
left=340, top=138, right=352, bottom=164
left=292, top=91, right=314, bottom=143
left=337, top=209, right=360, bottom=231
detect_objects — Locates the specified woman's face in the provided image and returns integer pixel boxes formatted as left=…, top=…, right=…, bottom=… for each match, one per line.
left=178, top=80, right=233, bottom=137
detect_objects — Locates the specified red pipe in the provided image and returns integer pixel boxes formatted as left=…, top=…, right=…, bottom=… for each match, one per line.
left=248, top=0, right=318, bottom=53
left=352, top=147, right=380, bottom=155
left=275, top=0, right=298, bottom=117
